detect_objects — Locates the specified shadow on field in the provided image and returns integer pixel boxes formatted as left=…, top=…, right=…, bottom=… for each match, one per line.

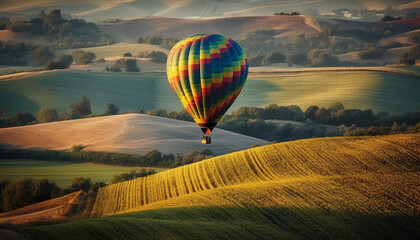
left=22, top=206, right=420, bottom=240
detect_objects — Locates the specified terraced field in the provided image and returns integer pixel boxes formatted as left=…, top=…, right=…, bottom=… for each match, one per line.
left=21, top=134, right=420, bottom=239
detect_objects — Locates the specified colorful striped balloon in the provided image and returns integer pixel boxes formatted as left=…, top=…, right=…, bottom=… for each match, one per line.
left=167, top=34, right=248, bottom=134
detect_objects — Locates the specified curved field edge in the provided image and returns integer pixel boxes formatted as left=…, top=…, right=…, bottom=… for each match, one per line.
left=91, top=134, right=420, bottom=217
left=23, top=206, right=420, bottom=240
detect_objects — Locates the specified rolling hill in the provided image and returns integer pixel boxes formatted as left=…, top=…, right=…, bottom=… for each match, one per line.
left=98, top=15, right=319, bottom=42
left=2, top=69, right=420, bottom=116
left=1, top=0, right=416, bottom=21
left=17, top=133, right=420, bottom=239
left=0, top=114, right=267, bottom=155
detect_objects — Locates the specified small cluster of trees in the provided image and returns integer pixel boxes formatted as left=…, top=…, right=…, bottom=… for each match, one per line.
left=71, top=50, right=96, bottom=65
left=110, top=169, right=157, bottom=184
left=106, top=59, right=139, bottom=72
left=137, top=50, right=167, bottom=63
left=345, top=121, right=420, bottom=136
left=0, top=41, right=97, bottom=68
left=248, top=51, right=286, bottom=66
left=0, top=42, right=53, bottom=66
left=136, top=36, right=179, bottom=48
left=0, top=10, right=113, bottom=49
left=0, top=177, right=105, bottom=212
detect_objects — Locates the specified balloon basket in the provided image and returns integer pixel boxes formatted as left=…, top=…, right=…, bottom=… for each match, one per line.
left=201, top=136, right=211, bottom=144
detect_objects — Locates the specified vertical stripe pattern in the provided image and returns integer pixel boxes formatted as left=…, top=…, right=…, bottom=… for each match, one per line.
left=167, top=34, right=248, bottom=133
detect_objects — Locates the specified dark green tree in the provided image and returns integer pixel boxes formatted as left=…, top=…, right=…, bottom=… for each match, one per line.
left=68, top=177, right=92, bottom=193
left=106, top=103, right=120, bottom=115
left=70, top=96, right=92, bottom=118
left=71, top=50, right=96, bottom=65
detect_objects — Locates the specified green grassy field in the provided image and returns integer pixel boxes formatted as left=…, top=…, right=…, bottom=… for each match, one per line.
left=53, top=43, right=169, bottom=59
left=256, top=71, right=420, bottom=114
left=1, top=70, right=419, bottom=115
left=0, top=159, right=163, bottom=187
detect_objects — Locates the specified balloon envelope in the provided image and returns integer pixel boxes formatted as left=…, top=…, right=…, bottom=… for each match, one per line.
left=166, top=34, right=248, bottom=134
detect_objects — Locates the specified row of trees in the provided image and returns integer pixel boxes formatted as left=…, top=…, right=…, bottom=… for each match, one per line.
left=0, top=40, right=97, bottom=68
left=0, top=147, right=214, bottom=168
left=137, top=50, right=167, bottom=63
left=144, top=103, right=420, bottom=141
left=110, top=169, right=157, bottom=184
left=136, top=36, right=179, bottom=48
left=0, top=96, right=111, bottom=127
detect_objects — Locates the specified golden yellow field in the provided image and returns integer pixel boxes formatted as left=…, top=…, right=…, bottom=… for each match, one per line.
left=91, top=133, right=420, bottom=217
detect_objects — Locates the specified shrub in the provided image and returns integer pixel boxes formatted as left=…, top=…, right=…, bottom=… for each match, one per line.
left=107, top=59, right=139, bottom=72
left=71, top=144, right=86, bottom=152
left=123, top=52, right=132, bottom=57
left=35, top=107, right=58, bottom=123
left=30, top=47, right=54, bottom=66
left=409, top=32, right=420, bottom=44
left=307, top=49, right=341, bottom=67
left=399, top=52, right=415, bottom=65
left=94, top=58, right=106, bottom=63
left=359, top=44, right=385, bottom=59
left=68, top=177, right=91, bottom=193
left=287, top=52, right=308, bottom=66
left=71, top=50, right=96, bottom=65
left=45, top=54, right=72, bottom=70
left=13, top=112, right=35, bottom=126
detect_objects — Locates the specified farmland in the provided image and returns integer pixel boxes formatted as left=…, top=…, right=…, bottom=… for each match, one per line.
left=0, top=159, right=161, bottom=187
left=20, top=133, right=420, bottom=239
left=1, top=70, right=420, bottom=116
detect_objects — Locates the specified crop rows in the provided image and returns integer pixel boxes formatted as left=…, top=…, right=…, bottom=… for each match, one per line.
left=91, top=134, right=420, bottom=217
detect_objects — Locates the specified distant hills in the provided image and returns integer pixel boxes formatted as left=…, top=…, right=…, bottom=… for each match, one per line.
left=99, top=15, right=318, bottom=41
left=1, top=0, right=418, bottom=21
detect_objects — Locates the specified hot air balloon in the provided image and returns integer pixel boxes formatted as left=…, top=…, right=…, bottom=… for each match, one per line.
left=166, top=34, right=248, bottom=144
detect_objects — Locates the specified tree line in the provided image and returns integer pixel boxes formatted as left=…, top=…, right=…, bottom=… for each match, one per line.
left=0, top=147, right=214, bottom=168
left=2, top=98, right=419, bottom=140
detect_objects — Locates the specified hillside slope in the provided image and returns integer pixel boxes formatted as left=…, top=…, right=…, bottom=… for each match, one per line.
left=0, top=191, right=82, bottom=225
left=91, top=133, right=420, bottom=217
left=21, top=134, right=420, bottom=240
left=98, top=15, right=318, bottom=42
left=2, top=0, right=413, bottom=21
left=0, top=114, right=267, bottom=155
